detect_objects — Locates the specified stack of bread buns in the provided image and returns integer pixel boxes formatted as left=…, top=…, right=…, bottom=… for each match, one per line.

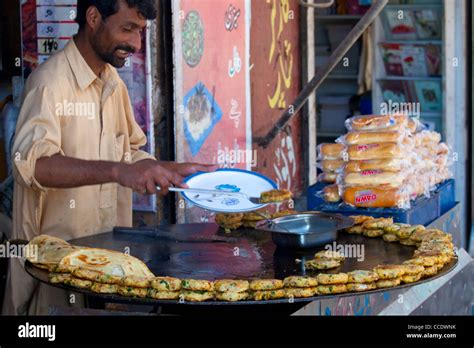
left=407, top=130, right=452, bottom=199
left=316, top=114, right=451, bottom=208
left=317, top=143, right=345, bottom=203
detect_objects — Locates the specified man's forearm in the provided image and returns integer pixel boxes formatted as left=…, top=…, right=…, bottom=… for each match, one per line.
left=35, top=154, right=125, bottom=188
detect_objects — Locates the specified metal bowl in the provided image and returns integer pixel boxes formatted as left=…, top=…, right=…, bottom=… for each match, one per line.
left=256, top=212, right=354, bottom=249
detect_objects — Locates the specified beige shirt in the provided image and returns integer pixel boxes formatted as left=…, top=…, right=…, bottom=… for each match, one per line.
left=3, top=39, right=154, bottom=315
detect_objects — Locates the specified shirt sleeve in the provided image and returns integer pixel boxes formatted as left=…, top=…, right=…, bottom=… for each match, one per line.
left=12, top=85, right=64, bottom=192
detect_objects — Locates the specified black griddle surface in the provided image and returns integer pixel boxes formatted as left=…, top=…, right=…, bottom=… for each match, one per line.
left=25, top=223, right=457, bottom=310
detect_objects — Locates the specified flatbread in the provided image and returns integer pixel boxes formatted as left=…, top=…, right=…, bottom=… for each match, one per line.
left=58, top=248, right=154, bottom=278
left=26, top=235, right=82, bottom=267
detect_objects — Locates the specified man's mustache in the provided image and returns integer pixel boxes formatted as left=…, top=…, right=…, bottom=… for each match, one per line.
left=115, top=45, right=136, bottom=54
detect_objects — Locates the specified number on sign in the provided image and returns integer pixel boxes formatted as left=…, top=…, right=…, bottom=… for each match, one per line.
left=42, top=39, right=59, bottom=54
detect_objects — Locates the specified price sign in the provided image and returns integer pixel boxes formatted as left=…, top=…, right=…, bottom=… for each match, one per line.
left=38, top=38, right=68, bottom=54
left=37, top=0, right=77, bottom=5
left=37, top=6, right=77, bottom=21
left=37, top=22, right=79, bottom=38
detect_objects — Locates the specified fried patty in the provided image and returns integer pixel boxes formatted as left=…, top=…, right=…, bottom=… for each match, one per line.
left=91, top=282, right=119, bottom=294
left=347, top=282, right=377, bottom=292
left=421, top=265, right=439, bottom=278
left=150, top=277, right=182, bottom=292
left=117, top=286, right=148, bottom=298
left=242, top=210, right=272, bottom=222
left=399, top=238, right=418, bottom=246
left=347, top=270, right=379, bottom=283
left=375, top=278, right=401, bottom=288
left=413, top=251, right=452, bottom=264
left=215, top=213, right=244, bottom=232
left=403, top=256, right=437, bottom=267
left=259, top=189, right=292, bottom=203
left=396, top=225, right=423, bottom=239
left=283, top=276, right=318, bottom=288
left=251, top=289, right=286, bottom=301
left=363, top=229, right=384, bottom=238
left=305, top=259, right=341, bottom=270
left=373, top=265, right=406, bottom=279
left=401, top=273, right=422, bottom=283
left=317, top=284, right=348, bottom=295
left=362, top=217, right=393, bottom=230
left=71, top=268, right=104, bottom=282
left=215, top=213, right=244, bottom=224
left=383, top=223, right=410, bottom=234
left=64, top=277, right=93, bottom=289
left=285, top=287, right=318, bottom=298
left=345, top=225, right=363, bottom=234
left=410, top=228, right=448, bottom=242
left=316, top=273, right=349, bottom=285
left=349, top=215, right=374, bottom=225
left=383, top=233, right=400, bottom=243
left=148, top=289, right=180, bottom=300
left=179, top=290, right=214, bottom=302
left=96, top=273, right=123, bottom=285
left=215, top=291, right=249, bottom=302
left=402, top=264, right=425, bottom=275
left=181, top=279, right=214, bottom=291
left=121, top=276, right=151, bottom=288
left=214, top=279, right=250, bottom=293
left=249, top=279, right=284, bottom=291
left=49, top=273, right=72, bottom=284
left=314, top=250, right=345, bottom=262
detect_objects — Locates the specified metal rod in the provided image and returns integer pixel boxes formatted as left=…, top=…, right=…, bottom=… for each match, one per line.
left=254, top=0, right=389, bottom=148
left=158, top=186, right=251, bottom=199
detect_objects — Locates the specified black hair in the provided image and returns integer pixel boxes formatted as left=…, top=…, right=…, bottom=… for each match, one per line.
left=76, top=0, right=157, bottom=29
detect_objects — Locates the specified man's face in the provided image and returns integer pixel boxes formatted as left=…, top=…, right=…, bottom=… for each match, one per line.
left=90, top=0, right=147, bottom=68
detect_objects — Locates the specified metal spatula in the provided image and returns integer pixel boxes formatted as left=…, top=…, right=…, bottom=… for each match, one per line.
left=157, top=186, right=264, bottom=204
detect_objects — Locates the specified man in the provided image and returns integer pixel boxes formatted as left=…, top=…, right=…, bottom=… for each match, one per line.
left=3, top=0, right=214, bottom=315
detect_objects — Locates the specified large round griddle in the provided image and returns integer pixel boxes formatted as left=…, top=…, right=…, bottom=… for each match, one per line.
left=25, top=223, right=458, bottom=311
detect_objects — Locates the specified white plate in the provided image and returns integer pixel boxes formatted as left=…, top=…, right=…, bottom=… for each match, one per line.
left=182, top=169, right=277, bottom=213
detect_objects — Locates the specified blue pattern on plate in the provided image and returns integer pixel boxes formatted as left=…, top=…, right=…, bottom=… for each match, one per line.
left=181, top=169, right=277, bottom=213
left=221, top=197, right=240, bottom=206
left=215, top=184, right=241, bottom=192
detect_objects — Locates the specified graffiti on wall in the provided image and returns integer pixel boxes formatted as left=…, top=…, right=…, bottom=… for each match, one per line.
left=173, top=0, right=251, bottom=222
left=267, top=0, right=294, bottom=110
left=225, top=4, right=242, bottom=32
left=250, top=0, right=302, bottom=196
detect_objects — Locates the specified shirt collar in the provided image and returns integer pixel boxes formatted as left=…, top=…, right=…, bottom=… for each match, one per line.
left=64, top=38, right=120, bottom=92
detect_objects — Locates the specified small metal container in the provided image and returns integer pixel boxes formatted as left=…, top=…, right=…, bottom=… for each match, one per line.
left=256, top=212, right=354, bottom=249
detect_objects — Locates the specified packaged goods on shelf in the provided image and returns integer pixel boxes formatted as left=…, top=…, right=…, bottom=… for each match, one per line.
left=316, top=114, right=452, bottom=209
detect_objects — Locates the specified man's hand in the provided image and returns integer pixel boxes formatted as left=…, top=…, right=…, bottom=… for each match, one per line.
left=34, top=155, right=217, bottom=196
left=114, top=160, right=188, bottom=195
left=159, top=161, right=218, bottom=177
